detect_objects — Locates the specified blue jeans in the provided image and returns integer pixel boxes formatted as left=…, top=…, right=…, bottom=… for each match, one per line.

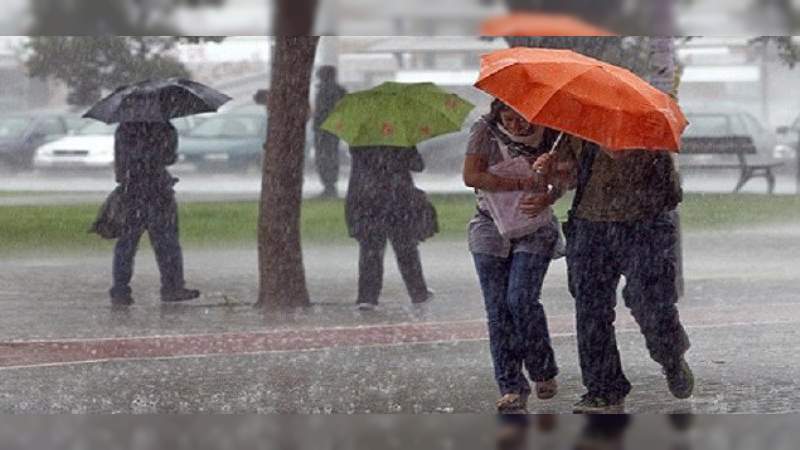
left=472, top=251, right=558, bottom=396
left=565, top=211, right=690, bottom=402
left=111, top=197, right=185, bottom=298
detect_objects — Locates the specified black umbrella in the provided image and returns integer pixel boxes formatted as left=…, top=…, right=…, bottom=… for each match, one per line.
left=83, top=78, right=232, bottom=124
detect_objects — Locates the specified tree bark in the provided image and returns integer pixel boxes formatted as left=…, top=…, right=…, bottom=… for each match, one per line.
left=256, top=36, right=319, bottom=309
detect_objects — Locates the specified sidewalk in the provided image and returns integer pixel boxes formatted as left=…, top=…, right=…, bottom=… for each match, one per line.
left=1, top=225, right=800, bottom=412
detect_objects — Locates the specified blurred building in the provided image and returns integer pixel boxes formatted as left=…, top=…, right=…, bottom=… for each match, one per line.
left=677, top=37, right=800, bottom=127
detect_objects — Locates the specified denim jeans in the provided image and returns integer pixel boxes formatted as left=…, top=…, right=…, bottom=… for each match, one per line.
left=472, top=251, right=558, bottom=396
left=565, top=211, right=690, bottom=402
left=110, top=197, right=185, bottom=298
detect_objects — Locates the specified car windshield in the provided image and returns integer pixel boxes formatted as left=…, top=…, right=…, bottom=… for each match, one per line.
left=75, top=121, right=118, bottom=135
left=0, top=117, right=32, bottom=138
left=189, top=116, right=262, bottom=138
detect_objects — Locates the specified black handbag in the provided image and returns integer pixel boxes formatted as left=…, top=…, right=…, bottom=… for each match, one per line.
left=412, top=188, right=439, bottom=242
left=89, top=186, right=127, bottom=240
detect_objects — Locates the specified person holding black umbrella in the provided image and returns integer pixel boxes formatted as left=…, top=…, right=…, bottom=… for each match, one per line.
left=86, top=78, right=231, bottom=306
left=109, top=121, right=200, bottom=305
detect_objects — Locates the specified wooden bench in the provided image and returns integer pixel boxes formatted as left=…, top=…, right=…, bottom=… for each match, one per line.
left=680, top=136, right=784, bottom=194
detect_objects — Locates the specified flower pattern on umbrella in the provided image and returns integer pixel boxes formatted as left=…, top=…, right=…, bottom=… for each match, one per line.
left=320, top=81, right=474, bottom=148
left=382, top=122, right=395, bottom=137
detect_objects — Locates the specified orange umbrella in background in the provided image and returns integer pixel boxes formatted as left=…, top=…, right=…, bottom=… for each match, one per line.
left=480, top=13, right=617, bottom=37
left=475, top=47, right=687, bottom=152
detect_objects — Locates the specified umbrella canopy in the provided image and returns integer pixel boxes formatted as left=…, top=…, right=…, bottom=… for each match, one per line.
left=320, top=82, right=474, bottom=148
left=83, top=78, right=231, bottom=124
left=475, top=47, right=688, bottom=151
left=480, top=13, right=617, bottom=37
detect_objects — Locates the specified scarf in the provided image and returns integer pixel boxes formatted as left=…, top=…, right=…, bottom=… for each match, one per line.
left=483, top=117, right=558, bottom=159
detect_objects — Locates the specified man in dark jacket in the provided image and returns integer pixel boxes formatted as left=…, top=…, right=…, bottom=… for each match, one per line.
left=110, top=121, right=200, bottom=306
left=522, top=143, right=693, bottom=413
left=312, top=66, right=347, bottom=198
left=346, top=146, right=436, bottom=310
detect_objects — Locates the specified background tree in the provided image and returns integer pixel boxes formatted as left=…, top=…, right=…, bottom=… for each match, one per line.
left=256, top=0, right=320, bottom=309
left=24, top=36, right=192, bottom=106
left=24, top=0, right=225, bottom=107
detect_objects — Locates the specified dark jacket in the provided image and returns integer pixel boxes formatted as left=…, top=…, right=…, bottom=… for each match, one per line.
left=114, top=121, right=178, bottom=195
left=345, top=146, right=438, bottom=242
left=92, top=122, right=179, bottom=238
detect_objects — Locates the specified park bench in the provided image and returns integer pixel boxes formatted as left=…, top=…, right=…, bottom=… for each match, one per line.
left=680, top=136, right=784, bottom=194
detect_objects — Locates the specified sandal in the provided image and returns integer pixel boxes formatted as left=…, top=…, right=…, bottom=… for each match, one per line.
left=535, top=378, right=558, bottom=400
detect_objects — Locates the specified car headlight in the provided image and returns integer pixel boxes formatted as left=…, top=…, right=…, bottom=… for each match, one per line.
left=773, top=144, right=796, bottom=159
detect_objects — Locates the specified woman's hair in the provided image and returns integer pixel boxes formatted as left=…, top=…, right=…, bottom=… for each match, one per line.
left=488, top=99, right=513, bottom=125
left=486, top=99, right=563, bottom=151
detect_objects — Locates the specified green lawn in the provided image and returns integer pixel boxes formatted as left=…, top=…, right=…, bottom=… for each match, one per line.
left=2, top=193, right=800, bottom=254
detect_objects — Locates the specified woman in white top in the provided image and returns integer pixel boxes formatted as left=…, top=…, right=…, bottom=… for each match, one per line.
left=463, top=99, right=575, bottom=414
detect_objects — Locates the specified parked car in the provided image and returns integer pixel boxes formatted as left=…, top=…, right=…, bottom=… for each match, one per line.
left=180, top=109, right=324, bottom=171
left=681, top=107, right=794, bottom=171
left=34, top=117, right=195, bottom=171
left=0, top=114, right=78, bottom=170
left=178, top=113, right=267, bottom=172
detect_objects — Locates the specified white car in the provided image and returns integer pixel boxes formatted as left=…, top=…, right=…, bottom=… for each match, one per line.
left=33, top=121, right=116, bottom=170
left=34, top=118, right=196, bottom=171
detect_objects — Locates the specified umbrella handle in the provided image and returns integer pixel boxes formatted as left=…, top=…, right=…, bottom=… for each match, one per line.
left=535, top=131, right=565, bottom=176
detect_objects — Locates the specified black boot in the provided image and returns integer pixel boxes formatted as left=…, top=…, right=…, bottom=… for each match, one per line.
left=111, top=293, right=134, bottom=307
left=110, top=287, right=134, bottom=306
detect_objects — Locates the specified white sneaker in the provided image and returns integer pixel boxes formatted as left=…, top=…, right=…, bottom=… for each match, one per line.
left=356, top=302, right=377, bottom=311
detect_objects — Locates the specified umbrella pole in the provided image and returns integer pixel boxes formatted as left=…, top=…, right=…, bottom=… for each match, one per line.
left=536, top=131, right=565, bottom=177
left=548, top=131, right=565, bottom=155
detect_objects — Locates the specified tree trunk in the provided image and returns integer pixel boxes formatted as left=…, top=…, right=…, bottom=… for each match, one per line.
left=256, top=36, right=319, bottom=309
left=645, top=1, right=686, bottom=300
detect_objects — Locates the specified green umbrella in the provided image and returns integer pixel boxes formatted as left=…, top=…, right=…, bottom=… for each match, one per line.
left=320, top=82, right=475, bottom=148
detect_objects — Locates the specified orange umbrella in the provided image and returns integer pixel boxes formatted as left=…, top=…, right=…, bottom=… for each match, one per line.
left=475, top=47, right=687, bottom=151
left=481, top=13, right=617, bottom=37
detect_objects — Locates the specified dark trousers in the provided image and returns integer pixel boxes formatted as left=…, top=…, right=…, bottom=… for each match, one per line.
left=357, top=232, right=428, bottom=304
left=473, top=252, right=558, bottom=396
left=315, top=132, right=340, bottom=194
left=565, top=211, right=690, bottom=401
left=111, top=200, right=185, bottom=297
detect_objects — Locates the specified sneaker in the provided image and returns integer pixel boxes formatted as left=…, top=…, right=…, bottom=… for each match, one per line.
left=161, top=288, right=201, bottom=303
left=496, top=393, right=528, bottom=415
left=664, top=357, right=695, bottom=399
left=572, top=394, right=625, bottom=414
left=412, top=289, right=435, bottom=305
left=356, top=302, right=378, bottom=311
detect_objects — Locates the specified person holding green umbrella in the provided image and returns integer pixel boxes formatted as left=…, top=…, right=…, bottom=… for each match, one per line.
left=322, top=82, right=474, bottom=310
